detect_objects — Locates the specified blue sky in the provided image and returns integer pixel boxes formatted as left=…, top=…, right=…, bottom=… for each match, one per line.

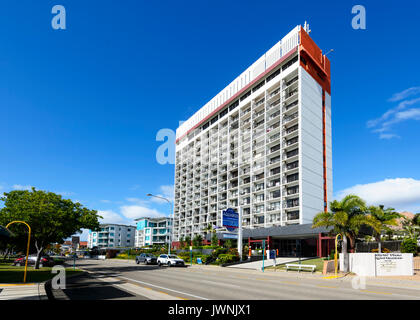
left=1, top=1, right=420, bottom=240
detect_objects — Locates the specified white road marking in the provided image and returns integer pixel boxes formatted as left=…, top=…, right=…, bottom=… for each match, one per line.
left=118, top=276, right=209, bottom=300
left=200, top=280, right=241, bottom=288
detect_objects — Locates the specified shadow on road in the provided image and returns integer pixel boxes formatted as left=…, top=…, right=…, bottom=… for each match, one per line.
left=46, top=273, right=145, bottom=300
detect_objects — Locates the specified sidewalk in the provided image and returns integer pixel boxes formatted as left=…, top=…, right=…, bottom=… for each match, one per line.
left=0, top=283, right=48, bottom=300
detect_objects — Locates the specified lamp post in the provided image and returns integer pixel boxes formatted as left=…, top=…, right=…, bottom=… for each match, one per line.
left=146, top=194, right=173, bottom=255
left=5, top=221, right=31, bottom=283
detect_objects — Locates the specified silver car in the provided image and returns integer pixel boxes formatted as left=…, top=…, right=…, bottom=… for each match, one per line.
left=136, top=253, right=157, bottom=265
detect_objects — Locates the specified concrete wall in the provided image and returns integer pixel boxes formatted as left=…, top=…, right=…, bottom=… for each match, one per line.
left=340, top=253, right=414, bottom=276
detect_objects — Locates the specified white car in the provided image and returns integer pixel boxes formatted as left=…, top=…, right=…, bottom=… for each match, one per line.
left=157, top=254, right=185, bottom=267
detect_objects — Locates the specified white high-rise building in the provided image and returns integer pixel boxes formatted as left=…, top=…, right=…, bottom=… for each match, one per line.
left=87, top=224, right=136, bottom=249
left=173, top=25, right=332, bottom=243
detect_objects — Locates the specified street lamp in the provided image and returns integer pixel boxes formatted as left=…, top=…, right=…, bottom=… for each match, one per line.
left=146, top=193, right=173, bottom=255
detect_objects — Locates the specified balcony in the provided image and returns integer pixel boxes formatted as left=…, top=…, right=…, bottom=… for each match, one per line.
left=283, top=112, right=299, bottom=125
left=255, top=98, right=265, bottom=108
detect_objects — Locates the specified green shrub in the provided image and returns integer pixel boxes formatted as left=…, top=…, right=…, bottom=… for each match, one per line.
left=401, top=238, right=418, bottom=255
left=211, top=247, right=227, bottom=259
left=200, top=255, right=210, bottom=264
left=203, top=245, right=218, bottom=249
left=227, top=248, right=238, bottom=256
left=217, top=254, right=239, bottom=264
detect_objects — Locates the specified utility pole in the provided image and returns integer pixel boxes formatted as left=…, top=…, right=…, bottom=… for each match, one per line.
left=237, top=207, right=243, bottom=261
left=146, top=194, right=173, bottom=255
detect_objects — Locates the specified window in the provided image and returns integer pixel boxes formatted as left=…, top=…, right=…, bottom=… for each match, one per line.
left=270, top=144, right=280, bottom=153
left=287, top=161, right=299, bottom=170
left=282, top=56, right=298, bottom=71
left=240, top=90, right=251, bottom=101
left=287, top=186, right=299, bottom=195
left=210, top=115, right=218, bottom=125
left=271, top=190, right=281, bottom=198
left=287, top=198, right=299, bottom=208
left=287, top=211, right=299, bottom=220
left=267, top=68, right=280, bottom=82
left=286, top=149, right=299, bottom=158
left=252, top=80, right=265, bottom=92
left=270, top=167, right=280, bottom=175
left=229, top=100, right=239, bottom=111
left=287, top=173, right=299, bottom=183
left=202, top=122, right=209, bottom=131
left=220, top=108, right=228, bottom=118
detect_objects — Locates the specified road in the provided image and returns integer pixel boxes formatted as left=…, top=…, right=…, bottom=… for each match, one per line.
left=66, top=258, right=420, bottom=300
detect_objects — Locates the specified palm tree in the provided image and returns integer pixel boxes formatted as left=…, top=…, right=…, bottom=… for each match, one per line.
left=401, top=216, right=420, bottom=239
left=203, top=223, right=214, bottom=239
left=367, top=205, right=401, bottom=253
left=312, top=194, right=375, bottom=272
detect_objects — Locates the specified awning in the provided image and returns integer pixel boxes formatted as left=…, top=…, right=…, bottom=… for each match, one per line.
left=205, top=224, right=332, bottom=240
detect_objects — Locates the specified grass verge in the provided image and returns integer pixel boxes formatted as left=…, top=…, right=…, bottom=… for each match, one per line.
left=267, top=258, right=327, bottom=273
left=0, top=261, right=82, bottom=283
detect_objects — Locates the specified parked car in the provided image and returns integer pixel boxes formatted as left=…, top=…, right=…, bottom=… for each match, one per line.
left=136, top=253, right=157, bottom=265
left=157, top=254, right=185, bottom=267
left=13, top=255, right=55, bottom=267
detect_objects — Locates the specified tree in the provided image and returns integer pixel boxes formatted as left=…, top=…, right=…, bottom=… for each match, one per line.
left=413, top=213, right=420, bottom=226
left=224, top=239, right=233, bottom=249
left=0, top=188, right=101, bottom=269
left=312, top=194, right=376, bottom=272
left=211, top=233, right=218, bottom=247
left=179, top=236, right=185, bottom=249
left=192, top=234, right=203, bottom=248
left=203, top=223, right=214, bottom=243
left=367, top=205, right=401, bottom=253
left=184, top=236, right=191, bottom=249
left=401, top=216, right=420, bottom=239
left=401, top=238, right=418, bottom=255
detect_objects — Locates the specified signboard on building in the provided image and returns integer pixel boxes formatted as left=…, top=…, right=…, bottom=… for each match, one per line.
left=223, top=233, right=238, bottom=239
left=222, top=208, right=239, bottom=231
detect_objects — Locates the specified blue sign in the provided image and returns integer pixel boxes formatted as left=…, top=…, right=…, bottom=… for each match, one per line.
left=223, top=233, right=238, bottom=239
left=222, top=208, right=239, bottom=231
left=269, top=250, right=276, bottom=259
left=197, top=257, right=202, bottom=264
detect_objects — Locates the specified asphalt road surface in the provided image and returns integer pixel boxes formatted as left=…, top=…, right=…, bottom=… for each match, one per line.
left=67, top=258, right=420, bottom=300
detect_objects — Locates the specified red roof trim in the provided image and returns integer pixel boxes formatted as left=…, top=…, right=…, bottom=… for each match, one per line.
left=176, top=47, right=298, bottom=144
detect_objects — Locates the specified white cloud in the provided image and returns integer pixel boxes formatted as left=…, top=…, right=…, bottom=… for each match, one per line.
left=149, top=185, right=175, bottom=203
left=389, top=87, right=420, bottom=102
left=379, top=133, right=400, bottom=140
left=336, top=178, right=420, bottom=212
left=56, top=191, right=75, bottom=196
left=367, top=87, right=420, bottom=139
left=97, top=210, right=130, bottom=225
left=12, top=184, right=33, bottom=190
left=100, top=200, right=111, bottom=203
left=120, top=205, right=167, bottom=220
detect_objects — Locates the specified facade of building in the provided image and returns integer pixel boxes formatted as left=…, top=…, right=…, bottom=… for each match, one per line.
left=134, top=217, right=173, bottom=247
left=173, top=24, right=333, bottom=251
left=87, top=224, right=136, bottom=249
